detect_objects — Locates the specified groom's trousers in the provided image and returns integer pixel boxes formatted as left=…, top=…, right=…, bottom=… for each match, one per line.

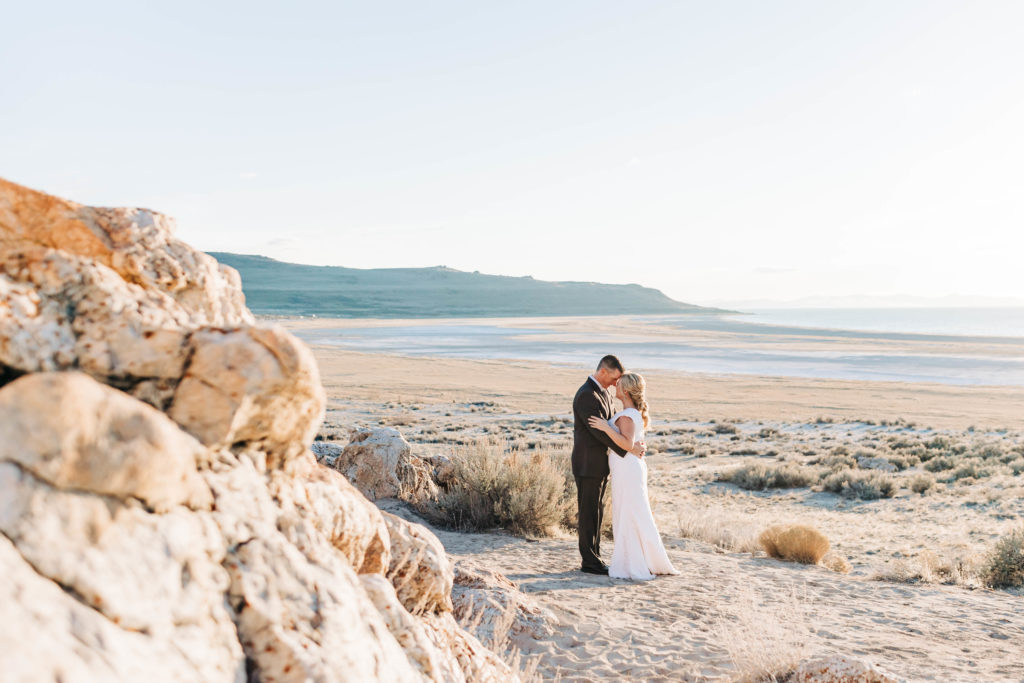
left=575, top=475, right=609, bottom=570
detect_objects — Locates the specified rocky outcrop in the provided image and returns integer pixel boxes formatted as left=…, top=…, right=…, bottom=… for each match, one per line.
left=324, top=426, right=438, bottom=503
left=792, top=656, right=903, bottom=683
left=0, top=179, right=513, bottom=682
left=452, top=560, right=556, bottom=649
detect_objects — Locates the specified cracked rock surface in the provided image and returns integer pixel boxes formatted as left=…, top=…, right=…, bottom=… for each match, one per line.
left=0, top=178, right=513, bottom=682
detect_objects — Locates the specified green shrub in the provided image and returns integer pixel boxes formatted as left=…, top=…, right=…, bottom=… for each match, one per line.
left=981, top=527, right=1024, bottom=589
left=717, top=463, right=819, bottom=490
left=821, top=469, right=896, bottom=500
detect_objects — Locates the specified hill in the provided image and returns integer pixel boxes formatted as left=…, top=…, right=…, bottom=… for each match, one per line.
left=209, top=253, right=717, bottom=318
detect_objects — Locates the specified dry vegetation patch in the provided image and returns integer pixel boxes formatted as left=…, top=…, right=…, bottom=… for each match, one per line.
left=419, top=439, right=574, bottom=537
left=982, top=526, right=1024, bottom=589
left=759, top=524, right=830, bottom=565
left=717, top=462, right=819, bottom=490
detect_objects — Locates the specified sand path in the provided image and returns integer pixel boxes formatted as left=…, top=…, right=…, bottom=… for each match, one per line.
left=418, top=519, right=1022, bottom=682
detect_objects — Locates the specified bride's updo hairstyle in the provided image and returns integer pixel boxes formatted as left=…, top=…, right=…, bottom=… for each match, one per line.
left=619, top=372, right=650, bottom=429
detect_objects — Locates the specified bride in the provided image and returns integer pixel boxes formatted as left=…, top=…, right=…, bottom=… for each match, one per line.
left=588, top=372, right=678, bottom=580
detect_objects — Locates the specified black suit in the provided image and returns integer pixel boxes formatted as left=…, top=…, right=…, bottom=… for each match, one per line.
left=572, top=377, right=627, bottom=570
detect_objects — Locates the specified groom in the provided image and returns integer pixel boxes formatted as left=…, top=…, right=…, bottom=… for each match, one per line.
left=572, top=355, right=646, bottom=575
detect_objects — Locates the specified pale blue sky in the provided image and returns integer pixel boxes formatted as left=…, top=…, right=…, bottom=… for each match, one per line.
left=3, top=1, right=1023, bottom=305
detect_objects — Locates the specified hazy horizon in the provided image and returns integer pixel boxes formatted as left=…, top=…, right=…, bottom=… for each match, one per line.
left=5, top=1, right=1024, bottom=305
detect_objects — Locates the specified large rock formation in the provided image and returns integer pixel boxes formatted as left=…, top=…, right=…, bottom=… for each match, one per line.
left=0, top=178, right=513, bottom=682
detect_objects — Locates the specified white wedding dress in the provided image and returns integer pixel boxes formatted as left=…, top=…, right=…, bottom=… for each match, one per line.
left=607, top=408, right=679, bottom=580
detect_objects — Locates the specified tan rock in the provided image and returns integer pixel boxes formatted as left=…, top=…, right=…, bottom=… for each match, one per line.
left=792, top=656, right=903, bottom=683
left=0, top=273, right=75, bottom=372
left=334, top=426, right=438, bottom=502
left=383, top=511, right=454, bottom=615
left=225, top=532, right=420, bottom=683
left=452, top=560, right=556, bottom=647
left=0, top=177, right=252, bottom=326
left=272, top=451, right=391, bottom=574
left=0, top=372, right=211, bottom=512
left=169, top=326, right=325, bottom=463
left=0, top=534, right=245, bottom=683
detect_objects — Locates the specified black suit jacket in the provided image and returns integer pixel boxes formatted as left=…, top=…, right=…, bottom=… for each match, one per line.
left=571, top=377, right=627, bottom=478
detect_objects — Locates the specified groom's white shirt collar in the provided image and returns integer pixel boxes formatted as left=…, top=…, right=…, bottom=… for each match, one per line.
left=588, top=375, right=606, bottom=392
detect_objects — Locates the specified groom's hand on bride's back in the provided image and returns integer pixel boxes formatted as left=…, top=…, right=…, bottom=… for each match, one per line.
left=630, top=441, right=647, bottom=457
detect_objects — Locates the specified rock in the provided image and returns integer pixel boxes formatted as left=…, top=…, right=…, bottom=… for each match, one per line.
left=312, top=440, right=345, bottom=468
left=0, top=273, right=75, bottom=373
left=452, top=560, right=556, bottom=647
left=271, top=451, right=392, bottom=575
left=0, top=534, right=245, bottom=683
left=169, top=326, right=326, bottom=463
left=225, top=533, right=420, bottom=683
left=0, top=372, right=211, bottom=512
left=0, top=177, right=252, bottom=327
left=383, top=511, right=454, bottom=615
left=0, top=177, right=514, bottom=683
left=334, top=426, right=438, bottom=503
left=855, top=456, right=897, bottom=473
left=792, top=656, right=903, bottom=683
left=425, top=454, right=457, bottom=487
left=0, top=463, right=236, bottom=648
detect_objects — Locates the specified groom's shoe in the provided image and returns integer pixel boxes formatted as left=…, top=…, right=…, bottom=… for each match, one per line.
left=581, top=564, right=609, bottom=575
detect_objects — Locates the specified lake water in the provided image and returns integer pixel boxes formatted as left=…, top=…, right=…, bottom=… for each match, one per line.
left=292, top=309, right=1024, bottom=386
left=731, top=307, right=1024, bottom=339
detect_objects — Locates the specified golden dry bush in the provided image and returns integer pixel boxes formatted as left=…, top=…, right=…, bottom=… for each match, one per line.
left=759, top=524, right=830, bottom=564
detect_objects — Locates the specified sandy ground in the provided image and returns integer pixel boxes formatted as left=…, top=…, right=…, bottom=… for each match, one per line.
left=291, top=321, right=1024, bottom=681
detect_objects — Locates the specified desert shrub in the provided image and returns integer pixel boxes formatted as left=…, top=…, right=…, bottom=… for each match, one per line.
left=759, top=524, right=830, bottom=564
left=974, top=444, right=1004, bottom=460
left=717, top=463, right=819, bottom=490
left=821, top=469, right=895, bottom=500
left=676, top=505, right=761, bottom=554
left=925, top=435, right=951, bottom=450
left=713, top=422, right=739, bottom=435
left=821, top=551, right=852, bottom=574
left=981, top=527, right=1024, bottom=589
left=924, top=455, right=958, bottom=472
left=882, top=452, right=919, bottom=471
left=422, top=439, right=573, bottom=536
left=1009, top=458, right=1024, bottom=476
left=873, top=550, right=980, bottom=587
left=944, top=461, right=994, bottom=482
left=910, top=473, right=935, bottom=494
left=813, top=452, right=856, bottom=471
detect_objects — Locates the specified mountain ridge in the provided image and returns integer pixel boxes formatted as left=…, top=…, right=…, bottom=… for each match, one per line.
left=210, top=252, right=722, bottom=318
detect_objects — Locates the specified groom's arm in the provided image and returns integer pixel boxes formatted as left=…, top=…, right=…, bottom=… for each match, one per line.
left=577, top=391, right=628, bottom=457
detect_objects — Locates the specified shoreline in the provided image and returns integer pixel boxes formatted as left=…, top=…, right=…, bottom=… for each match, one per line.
left=299, top=343, right=1024, bottom=430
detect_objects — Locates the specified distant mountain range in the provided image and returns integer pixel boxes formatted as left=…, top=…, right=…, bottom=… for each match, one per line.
left=210, top=253, right=720, bottom=318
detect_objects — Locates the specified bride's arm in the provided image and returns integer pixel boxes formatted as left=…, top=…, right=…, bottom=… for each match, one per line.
left=587, top=415, right=641, bottom=455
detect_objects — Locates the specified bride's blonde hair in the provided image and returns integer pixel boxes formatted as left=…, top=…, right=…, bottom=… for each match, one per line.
left=619, top=372, right=650, bottom=429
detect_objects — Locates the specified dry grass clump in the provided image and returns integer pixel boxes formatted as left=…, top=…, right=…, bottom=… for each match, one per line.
left=421, top=439, right=573, bottom=537
left=873, top=550, right=982, bottom=587
left=821, top=551, right=852, bottom=574
left=759, top=524, right=830, bottom=565
left=676, top=503, right=762, bottom=553
left=717, top=462, right=819, bottom=490
left=712, top=421, right=739, bottom=435
left=714, top=588, right=809, bottom=683
left=820, top=469, right=895, bottom=499
left=909, top=473, right=935, bottom=494
left=981, top=527, right=1024, bottom=589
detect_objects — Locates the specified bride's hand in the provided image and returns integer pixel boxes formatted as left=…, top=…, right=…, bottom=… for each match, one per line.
left=587, top=416, right=609, bottom=432
left=629, top=441, right=647, bottom=458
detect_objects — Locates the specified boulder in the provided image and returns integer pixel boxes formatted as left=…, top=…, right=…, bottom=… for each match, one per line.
left=333, top=426, right=438, bottom=503
left=0, top=177, right=252, bottom=327
left=383, top=511, right=454, bottom=615
left=0, top=372, right=211, bottom=512
left=452, top=560, right=556, bottom=648
left=0, top=177, right=515, bottom=683
left=169, top=326, right=326, bottom=463
left=792, top=656, right=903, bottom=683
